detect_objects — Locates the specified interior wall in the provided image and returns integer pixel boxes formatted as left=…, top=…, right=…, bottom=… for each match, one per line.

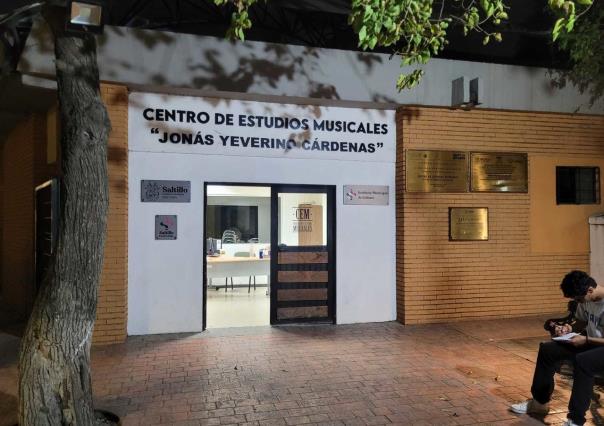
left=397, top=107, right=604, bottom=324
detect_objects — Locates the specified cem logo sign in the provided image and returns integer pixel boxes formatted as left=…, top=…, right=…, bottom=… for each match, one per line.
left=292, top=206, right=313, bottom=232
left=141, top=180, right=191, bottom=202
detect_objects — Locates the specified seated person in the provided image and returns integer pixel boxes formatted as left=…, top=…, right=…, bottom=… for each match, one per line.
left=510, top=270, right=604, bottom=426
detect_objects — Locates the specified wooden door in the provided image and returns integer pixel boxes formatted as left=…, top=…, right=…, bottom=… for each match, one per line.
left=271, top=186, right=335, bottom=324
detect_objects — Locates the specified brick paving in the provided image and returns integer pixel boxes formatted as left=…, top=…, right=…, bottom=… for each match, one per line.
left=3, top=316, right=604, bottom=425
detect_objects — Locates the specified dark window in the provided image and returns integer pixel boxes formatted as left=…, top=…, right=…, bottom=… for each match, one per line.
left=556, top=166, right=600, bottom=205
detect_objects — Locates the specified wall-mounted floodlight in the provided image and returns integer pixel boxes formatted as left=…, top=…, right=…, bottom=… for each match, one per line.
left=452, top=76, right=482, bottom=109
left=66, top=0, right=104, bottom=34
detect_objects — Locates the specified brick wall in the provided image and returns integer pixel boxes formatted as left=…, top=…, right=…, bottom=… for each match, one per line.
left=0, top=84, right=128, bottom=343
left=1, top=115, right=40, bottom=317
left=396, top=107, right=604, bottom=324
left=94, top=84, right=128, bottom=344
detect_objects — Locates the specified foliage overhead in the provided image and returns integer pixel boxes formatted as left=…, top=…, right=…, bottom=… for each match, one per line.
left=551, top=0, right=602, bottom=105
left=217, top=0, right=596, bottom=94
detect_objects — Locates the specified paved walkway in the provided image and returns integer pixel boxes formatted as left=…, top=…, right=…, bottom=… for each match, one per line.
left=2, top=315, right=604, bottom=425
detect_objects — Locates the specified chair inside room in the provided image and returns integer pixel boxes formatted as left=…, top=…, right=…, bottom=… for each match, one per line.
left=221, top=229, right=239, bottom=244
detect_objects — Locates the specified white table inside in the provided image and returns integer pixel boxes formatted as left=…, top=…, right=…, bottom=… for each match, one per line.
left=207, top=256, right=271, bottom=291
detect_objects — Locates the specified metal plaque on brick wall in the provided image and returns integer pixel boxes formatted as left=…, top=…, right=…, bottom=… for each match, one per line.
left=141, top=180, right=191, bottom=202
left=449, top=207, right=488, bottom=241
left=470, top=152, right=528, bottom=192
left=406, top=150, right=469, bottom=193
left=343, top=185, right=389, bottom=205
left=155, top=215, right=177, bottom=240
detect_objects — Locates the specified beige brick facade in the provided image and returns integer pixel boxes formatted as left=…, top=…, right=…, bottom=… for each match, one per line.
left=4, top=85, right=604, bottom=337
left=0, top=83, right=128, bottom=344
left=396, top=107, right=604, bottom=324
left=94, top=84, right=129, bottom=344
left=1, top=115, right=40, bottom=317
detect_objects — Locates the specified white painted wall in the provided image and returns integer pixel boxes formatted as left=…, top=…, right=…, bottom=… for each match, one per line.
left=21, top=22, right=604, bottom=114
left=128, top=93, right=396, bottom=335
left=128, top=153, right=396, bottom=334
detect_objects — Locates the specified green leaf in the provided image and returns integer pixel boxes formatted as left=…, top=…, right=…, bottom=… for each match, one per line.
left=553, top=17, right=565, bottom=41
left=483, top=35, right=490, bottom=45
left=359, top=25, right=367, bottom=41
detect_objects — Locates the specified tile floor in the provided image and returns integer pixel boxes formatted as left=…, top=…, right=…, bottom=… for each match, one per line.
left=206, top=285, right=270, bottom=328
left=3, top=315, right=604, bottom=425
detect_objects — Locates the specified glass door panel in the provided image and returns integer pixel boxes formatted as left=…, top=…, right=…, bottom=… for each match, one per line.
left=271, top=186, right=335, bottom=324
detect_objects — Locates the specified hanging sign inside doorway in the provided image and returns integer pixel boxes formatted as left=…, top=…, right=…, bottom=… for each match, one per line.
left=155, top=215, right=177, bottom=240
left=343, top=185, right=389, bottom=205
left=141, top=180, right=191, bottom=202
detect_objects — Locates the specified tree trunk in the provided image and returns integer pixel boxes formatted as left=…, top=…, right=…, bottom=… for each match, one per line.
left=18, top=10, right=111, bottom=426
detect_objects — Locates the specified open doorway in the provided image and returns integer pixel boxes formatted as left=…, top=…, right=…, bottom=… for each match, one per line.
left=204, top=184, right=271, bottom=328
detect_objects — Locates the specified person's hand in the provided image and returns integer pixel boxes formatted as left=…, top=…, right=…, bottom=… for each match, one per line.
left=554, top=323, right=572, bottom=336
left=568, top=335, right=587, bottom=347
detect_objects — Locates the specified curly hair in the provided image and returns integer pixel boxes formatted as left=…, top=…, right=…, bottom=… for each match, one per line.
left=560, top=270, right=596, bottom=298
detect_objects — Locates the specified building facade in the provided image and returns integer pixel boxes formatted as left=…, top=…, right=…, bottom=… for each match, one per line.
left=1, top=24, right=604, bottom=343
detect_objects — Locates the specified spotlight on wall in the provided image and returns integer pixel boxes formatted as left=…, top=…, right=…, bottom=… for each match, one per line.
left=66, top=0, right=104, bottom=34
left=451, top=76, right=482, bottom=109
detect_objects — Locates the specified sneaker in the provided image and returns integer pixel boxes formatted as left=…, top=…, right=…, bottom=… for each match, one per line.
left=509, top=399, right=549, bottom=415
left=562, top=420, right=582, bottom=426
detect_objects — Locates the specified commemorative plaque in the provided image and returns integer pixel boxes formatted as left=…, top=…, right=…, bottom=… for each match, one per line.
left=406, top=150, right=468, bottom=193
left=449, top=207, right=488, bottom=241
left=470, top=152, right=528, bottom=192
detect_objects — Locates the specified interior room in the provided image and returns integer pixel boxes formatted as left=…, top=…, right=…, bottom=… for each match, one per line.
left=205, top=185, right=271, bottom=328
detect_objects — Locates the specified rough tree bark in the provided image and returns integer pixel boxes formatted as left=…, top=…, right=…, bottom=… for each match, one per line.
left=18, top=9, right=111, bottom=426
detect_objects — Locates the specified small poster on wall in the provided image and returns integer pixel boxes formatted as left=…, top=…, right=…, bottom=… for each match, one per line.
left=155, top=215, right=177, bottom=240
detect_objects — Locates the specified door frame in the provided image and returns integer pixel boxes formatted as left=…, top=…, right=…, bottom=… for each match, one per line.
left=203, top=182, right=272, bottom=331
left=270, top=184, right=337, bottom=325
left=203, top=182, right=337, bottom=330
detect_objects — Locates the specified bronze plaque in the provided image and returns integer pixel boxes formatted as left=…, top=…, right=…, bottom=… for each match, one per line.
left=406, top=150, right=469, bottom=192
left=449, top=207, right=488, bottom=241
left=470, top=152, right=528, bottom=192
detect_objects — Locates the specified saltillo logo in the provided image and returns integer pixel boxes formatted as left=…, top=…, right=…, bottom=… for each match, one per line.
left=161, top=185, right=188, bottom=193
left=141, top=180, right=191, bottom=203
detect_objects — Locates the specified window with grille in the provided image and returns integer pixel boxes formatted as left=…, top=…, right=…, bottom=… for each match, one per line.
left=556, top=166, right=600, bottom=205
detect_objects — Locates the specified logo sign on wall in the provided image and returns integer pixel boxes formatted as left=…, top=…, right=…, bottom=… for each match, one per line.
left=343, top=185, right=389, bottom=205
left=141, top=180, right=191, bottom=202
left=155, top=215, right=177, bottom=240
left=129, top=92, right=396, bottom=163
